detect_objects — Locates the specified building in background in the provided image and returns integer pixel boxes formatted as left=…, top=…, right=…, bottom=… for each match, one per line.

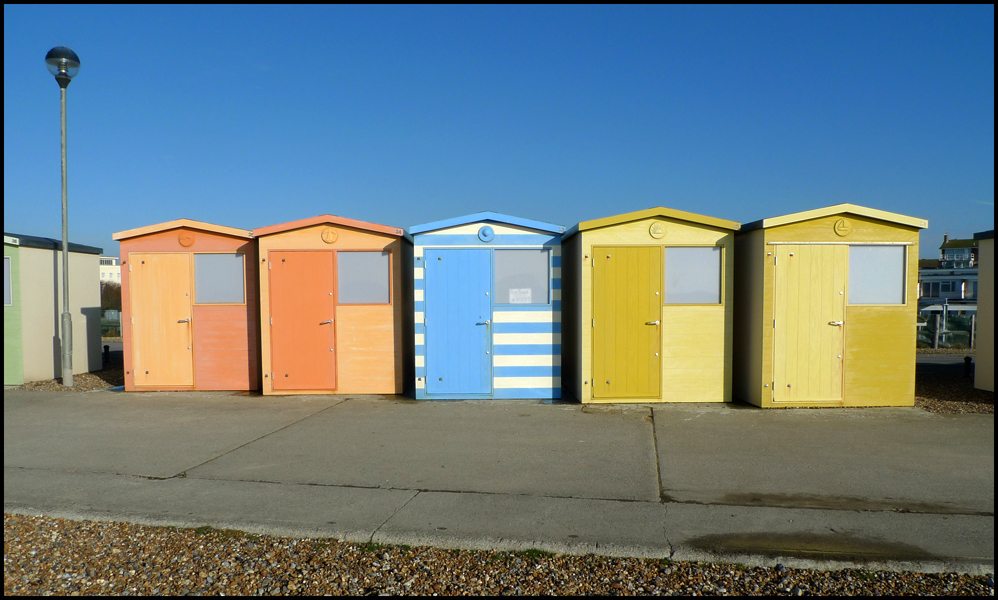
left=918, top=235, right=978, bottom=304
left=4, top=232, right=103, bottom=385
left=99, top=256, right=121, bottom=283
left=917, top=234, right=979, bottom=348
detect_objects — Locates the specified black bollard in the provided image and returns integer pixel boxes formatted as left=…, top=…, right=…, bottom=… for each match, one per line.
left=103, top=344, right=110, bottom=365
left=964, top=356, right=974, bottom=379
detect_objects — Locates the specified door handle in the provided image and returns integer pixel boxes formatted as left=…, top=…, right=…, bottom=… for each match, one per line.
left=177, top=318, right=190, bottom=323
left=319, top=319, right=333, bottom=325
left=828, top=321, right=843, bottom=326
left=646, top=321, right=660, bottom=325
left=477, top=320, right=490, bottom=325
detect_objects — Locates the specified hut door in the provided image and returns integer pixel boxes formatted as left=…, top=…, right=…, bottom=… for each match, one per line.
left=772, top=245, right=846, bottom=402
left=130, top=253, right=194, bottom=387
left=424, top=248, right=492, bottom=395
left=592, top=246, right=662, bottom=398
left=270, top=251, right=337, bottom=390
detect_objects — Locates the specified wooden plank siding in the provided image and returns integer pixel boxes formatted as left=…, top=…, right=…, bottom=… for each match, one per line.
left=255, top=221, right=408, bottom=396
left=413, top=219, right=564, bottom=400
left=117, top=225, right=259, bottom=392
left=736, top=208, right=923, bottom=408
left=568, top=214, right=737, bottom=404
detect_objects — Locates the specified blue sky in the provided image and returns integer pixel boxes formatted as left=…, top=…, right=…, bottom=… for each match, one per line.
left=4, top=5, right=994, bottom=257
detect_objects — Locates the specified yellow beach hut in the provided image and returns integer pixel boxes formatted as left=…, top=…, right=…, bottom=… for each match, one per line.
left=561, top=207, right=740, bottom=404
left=733, top=204, right=928, bottom=408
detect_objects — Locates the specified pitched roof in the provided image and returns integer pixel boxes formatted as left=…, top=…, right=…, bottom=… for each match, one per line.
left=253, top=215, right=409, bottom=240
left=4, top=232, right=102, bottom=255
left=940, top=238, right=978, bottom=249
left=409, top=212, right=565, bottom=235
left=563, top=207, right=739, bottom=238
left=740, top=204, right=928, bottom=232
left=918, top=259, right=941, bottom=269
left=113, top=219, right=252, bottom=241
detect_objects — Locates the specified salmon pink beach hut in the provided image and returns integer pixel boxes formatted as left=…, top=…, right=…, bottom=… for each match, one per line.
left=254, top=215, right=412, bottom=396
left=114, top=219, right=259, bottom=391
left=411, top=212, right=565, bottom=400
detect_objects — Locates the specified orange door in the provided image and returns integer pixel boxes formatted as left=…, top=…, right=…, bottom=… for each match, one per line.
left=270, top=251, right=337, bottom=390
left=130, top=253, right=194, bottom=387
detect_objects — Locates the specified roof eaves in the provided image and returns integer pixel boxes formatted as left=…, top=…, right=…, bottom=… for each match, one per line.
left=410, top=212, right=565, bottom=235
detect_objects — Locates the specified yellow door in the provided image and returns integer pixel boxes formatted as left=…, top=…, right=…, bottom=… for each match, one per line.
left=592, top=246, right=662, bottom=398
left=772, top=245, right=845, bottom=402
left=130, top=253, right=194, bottom=387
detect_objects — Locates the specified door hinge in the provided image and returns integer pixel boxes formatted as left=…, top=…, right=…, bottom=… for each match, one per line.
left=268, top=262, right=271, bottom=270
left=773, top=319, right=776, bottom=328
left=131, top=316, right=134, bottom=324
left=592, top=319, right=595, bottom=328
left=270, top=317, right=273, bottom=325
left=774, top=256, right=777, bottom=265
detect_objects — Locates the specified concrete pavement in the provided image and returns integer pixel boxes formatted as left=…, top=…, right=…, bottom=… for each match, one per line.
left=4, top=388, right=993, bottom=574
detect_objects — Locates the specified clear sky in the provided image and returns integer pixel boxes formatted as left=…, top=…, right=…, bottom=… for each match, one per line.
left=4, top=5, right=994, bottom=257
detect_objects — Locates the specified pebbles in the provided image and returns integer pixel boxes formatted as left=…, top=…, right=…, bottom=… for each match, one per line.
left=4, top=514, right=992, bottom=596
left=916, top=371, right=994, bottom=415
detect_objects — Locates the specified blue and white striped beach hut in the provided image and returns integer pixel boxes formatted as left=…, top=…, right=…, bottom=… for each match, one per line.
left=411, top=212, right=564, bottom=399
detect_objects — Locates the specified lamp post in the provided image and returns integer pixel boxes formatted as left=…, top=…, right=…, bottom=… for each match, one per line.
left=45, top=46, right=80, bottom=387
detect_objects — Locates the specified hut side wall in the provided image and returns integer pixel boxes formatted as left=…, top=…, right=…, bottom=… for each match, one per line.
left=561, top=233, right=583, bottom=402
left=760, top=214, right=920, bottom=407
left=120, top=227, right=259, bottom=391
left=4, top=244, right=24, bottom=385
left=974, top=238, right=993, bottom=392
left=19, top=246, right=101, bottom=382
left=732, top=228, right=766, bottom=407
left=257, top=223, right=405, bottom=395
left=414, top=221, right=562, bottom=399
left=578, top=216, right=735, bottom=404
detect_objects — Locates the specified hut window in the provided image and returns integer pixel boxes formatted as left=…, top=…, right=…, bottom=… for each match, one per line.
left=3, top=256, right=10, bottom=306
left=495, top=249, right=550, bottom=305
left=338, top=251, right=391, bottom=304
left=664, top=247, right=721, bottom=304
left=849, top=245, right=906, bottom=305
left=194, top=253, right=245, bottom=304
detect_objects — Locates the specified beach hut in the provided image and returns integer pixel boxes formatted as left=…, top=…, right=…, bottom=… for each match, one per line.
left=411, top=212, right=565, bottom=399
left=4, top=233, right=102, bottom=385
left=732, top=204, right=928, bottom=408
left=254, top=215, right=412, bottom=395
left=113, top=220, right=259, bottom=391
left=974, top=230, right=993, bottom=392
left=561, top=208, right=740, bottom=404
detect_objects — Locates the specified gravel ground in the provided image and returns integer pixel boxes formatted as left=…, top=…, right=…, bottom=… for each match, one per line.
left=915, top=371, right=994, bottom=415
left=917, top=347, right=976, bottom=355
left=3, top=514, right=993, bottom=596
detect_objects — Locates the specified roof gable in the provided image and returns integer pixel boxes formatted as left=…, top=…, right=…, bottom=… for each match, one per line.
left=939, top=239, right=977, bottom=249
left=113, top=219, right=252, bottom=241
left=564, top=207, right=739, bottom=238
left=741, top=204, right=927, bottom=232
left=410, top=212, right=565, bottom=235
left=253, top=215, right=409, bottom=240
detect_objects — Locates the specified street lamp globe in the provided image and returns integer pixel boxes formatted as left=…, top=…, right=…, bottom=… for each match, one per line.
left=45, top=46, right=80, bottom=87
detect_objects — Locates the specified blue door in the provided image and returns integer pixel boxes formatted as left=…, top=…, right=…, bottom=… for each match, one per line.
left=424, top=248, right=492, bottom=395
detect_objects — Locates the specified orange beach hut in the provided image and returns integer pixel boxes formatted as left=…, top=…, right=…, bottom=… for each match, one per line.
left=254, top=215, right=413, bottom=395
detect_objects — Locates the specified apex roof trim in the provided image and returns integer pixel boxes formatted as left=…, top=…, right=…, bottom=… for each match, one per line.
left=253, top=215, right=410, bottom=240
left=113, top=219, right=253, bottom=241
left=740, top=204, right=928, bottom=232
left=409, top=212, right=565, bottom=235
left=563, top=207, right=740, bottom=238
